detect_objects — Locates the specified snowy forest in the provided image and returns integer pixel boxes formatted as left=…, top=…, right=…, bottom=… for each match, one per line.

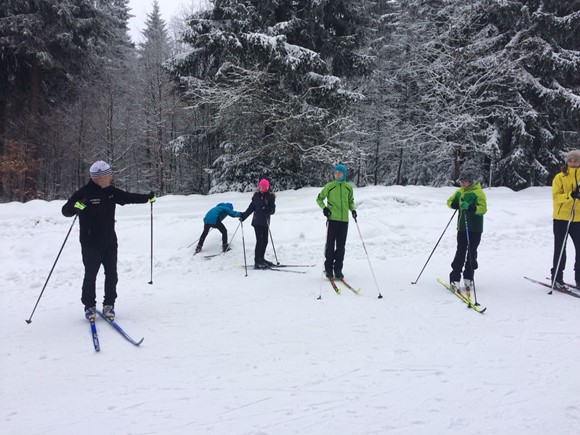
left=1, top=0, right=579, bottom=201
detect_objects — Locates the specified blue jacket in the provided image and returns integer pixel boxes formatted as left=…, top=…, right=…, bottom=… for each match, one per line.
left=203, top=203, right=241, bottom=225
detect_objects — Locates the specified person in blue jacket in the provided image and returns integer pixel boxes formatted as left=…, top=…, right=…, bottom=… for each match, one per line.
left=195, top=203, right=242, bottom=254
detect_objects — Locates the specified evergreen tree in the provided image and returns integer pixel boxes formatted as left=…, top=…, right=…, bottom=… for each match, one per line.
left=168, top=0, right=372, bottom=191
left=137, top=0, right=175, bottom=193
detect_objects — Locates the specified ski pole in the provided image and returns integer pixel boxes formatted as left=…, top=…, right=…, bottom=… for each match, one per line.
left=551, top=198, right=576, bottom=294
left=148, top=202, right=153, bottom=285
left=463, top=211, right=480, bottom=306
left=354, top=217, right=383, bottom=299
left=26, top=215, right=78, bottom=324
left=268, top=226, right=280, bottom=265
left=240, top=220, right=248, bottom=277
left=318, top=220, right=330, bottom=300
left=411, top=209, right=457, bottom=284
left=224, top=221, right=241, bottom=251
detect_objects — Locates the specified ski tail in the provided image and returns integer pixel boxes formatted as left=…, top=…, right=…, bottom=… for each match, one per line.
left=90, top=320, right=100, bottom=352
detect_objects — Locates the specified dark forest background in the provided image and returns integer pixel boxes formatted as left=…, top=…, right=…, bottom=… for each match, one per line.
left=1, top=0, right=579, bottom=201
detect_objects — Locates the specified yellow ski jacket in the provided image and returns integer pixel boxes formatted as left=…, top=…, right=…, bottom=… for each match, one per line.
left=552, top=167, right=580, bottom=221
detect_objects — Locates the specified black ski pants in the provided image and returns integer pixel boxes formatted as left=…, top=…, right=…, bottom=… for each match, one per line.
left=551, top=219, right=580, bottom=284
left=325, top=220, right=349, bottom=274
left=450, top=230, right=481, bottom=283
left=81, top=241, right=118, bottom=309
left=198, top=222, right=228, bottom=247
left=253, top=225, right=269, bottom=263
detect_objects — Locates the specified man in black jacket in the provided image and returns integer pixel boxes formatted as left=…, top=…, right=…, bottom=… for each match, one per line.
left=62, top=161, right=156, bottom=321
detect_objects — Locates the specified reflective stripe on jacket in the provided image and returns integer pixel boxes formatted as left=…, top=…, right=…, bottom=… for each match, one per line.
left=316, top=181, right=355, bottom=222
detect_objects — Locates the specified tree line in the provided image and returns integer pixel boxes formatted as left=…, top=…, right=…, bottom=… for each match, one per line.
left=1, top=0, right=579, bottom=201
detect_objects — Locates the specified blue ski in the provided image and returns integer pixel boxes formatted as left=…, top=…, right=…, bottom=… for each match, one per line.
left=96, top=311, right=144, bottom=346
left=89, top=319, right=100, bottom=352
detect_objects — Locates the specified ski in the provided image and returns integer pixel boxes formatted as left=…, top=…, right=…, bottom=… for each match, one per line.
left=544, top=277, right=580, bottom=292
left=335, top=278, right=360, bottom=295
left=96, top=311, right=144, bottom=346
left=269, top=264, right=316, bottom=268
left=437, top=279, right=486, bottom=314
left=328, top=278, right=341, bottom=295
left=266, top=267, right=307, bottom=274
left=524, top=276, right=580, bottom=299
left=89, top=319, right=100, bottom=352
left=244, top=265, right=307, bottom=273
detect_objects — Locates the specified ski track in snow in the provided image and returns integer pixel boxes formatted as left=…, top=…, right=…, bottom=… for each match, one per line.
left=2, top=186, right=580, bottom=435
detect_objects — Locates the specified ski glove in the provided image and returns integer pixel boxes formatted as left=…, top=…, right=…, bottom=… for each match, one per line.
left=239, top=212, right=248, bottom=222
left=74, top=201, right=87, bottom=212
left=450, top=201, right=459, bottom=210
left=351, top=210, right=357, bottom=219
left=572, top=191, right=580, bottom=200
left=147, top=191, right=157, bottom=203
left=323, top=207, right=331, bottom=217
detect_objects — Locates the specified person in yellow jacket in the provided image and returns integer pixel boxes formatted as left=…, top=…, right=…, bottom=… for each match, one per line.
left=316, top=164, right=357, bottom=279
left=446, top=170, right=487, bottom=295
left=551, top=149, right=580, bottom=289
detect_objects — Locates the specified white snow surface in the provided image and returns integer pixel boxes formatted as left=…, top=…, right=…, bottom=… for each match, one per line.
left=2, top=186, right=580, bottom=435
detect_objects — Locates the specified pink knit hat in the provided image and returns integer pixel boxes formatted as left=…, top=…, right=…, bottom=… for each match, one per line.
left=258, top=179, right=270, bottom=190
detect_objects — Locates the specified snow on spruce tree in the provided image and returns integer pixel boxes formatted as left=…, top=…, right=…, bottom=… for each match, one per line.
left=167, top=0, right=372, bottom=192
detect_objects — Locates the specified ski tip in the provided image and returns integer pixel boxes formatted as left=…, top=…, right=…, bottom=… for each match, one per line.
left=135, top=338, right=144, bottom=346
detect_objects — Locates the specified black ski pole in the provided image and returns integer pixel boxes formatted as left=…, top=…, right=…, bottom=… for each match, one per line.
left=550, top=198, right=576, bottom=294
left=463, top=211, right=480, bottom=306
left=354, top=217, right=383, bottom=299
left=241, top=220, right=248, bottom=277
left=318, top=220, right=330, bottom=300
left=26, top=215, right=78, bottom=324
left=268, top=225, right=280, bottom=265
left=223, top=221, right=241, bottom=252
left=148, top=201, right=153, bottom=285
left=411, top=209, right=457, bottom=284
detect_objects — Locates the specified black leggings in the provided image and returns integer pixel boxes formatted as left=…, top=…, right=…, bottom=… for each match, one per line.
left=325, top=220, right=349, bottom=274
left=552, top=219, right=580, bottom=282
left=81, top=241, right=118, bottom=308
left=253, top=225, right=269, bottom=262
left=450, top=231, right=481, bottom=282
left=198, top=222, right=228, bottom=246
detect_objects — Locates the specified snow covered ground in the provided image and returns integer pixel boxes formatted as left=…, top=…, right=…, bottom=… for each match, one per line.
left=2, top=185, right=580, bottom=435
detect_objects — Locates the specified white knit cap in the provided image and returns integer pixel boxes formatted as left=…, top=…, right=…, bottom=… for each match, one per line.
left=89, top=161, right=112, bottom=178
left=566, top=150, right=580, bottom=162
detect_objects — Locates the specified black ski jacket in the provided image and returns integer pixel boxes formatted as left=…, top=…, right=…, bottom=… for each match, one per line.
left=62, top=180, right=149, bottom=246
left=242, top=192, right=276, bottom=227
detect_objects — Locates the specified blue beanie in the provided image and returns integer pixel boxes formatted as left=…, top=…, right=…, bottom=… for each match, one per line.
left=334, top=164, right=346, bottom=181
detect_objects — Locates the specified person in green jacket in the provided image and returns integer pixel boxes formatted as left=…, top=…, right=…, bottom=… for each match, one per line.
left=446, top=170, right=487, bottom=295
left=316, top=164, right=357, bottom=279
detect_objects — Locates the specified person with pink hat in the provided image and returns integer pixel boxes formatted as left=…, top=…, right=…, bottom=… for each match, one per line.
left=240, top=179, right=276, bottom=269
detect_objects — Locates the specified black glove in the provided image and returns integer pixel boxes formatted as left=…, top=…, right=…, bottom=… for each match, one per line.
left=351, top=210, right=357, bottom=219
left=239, top=212, right=247, bottom=222
left=450, top=201, right=459, bottom=210
left=323, top=207, right=331, bottom=217
left=572, top=191, right=580, bottom=200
